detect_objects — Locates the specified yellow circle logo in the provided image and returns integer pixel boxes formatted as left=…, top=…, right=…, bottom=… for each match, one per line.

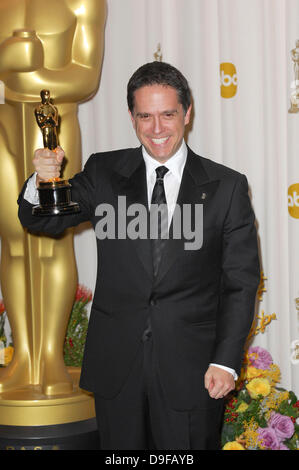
left=288, top=183, right=299, bottom=218
left=220, top=63, right=238, bottom=98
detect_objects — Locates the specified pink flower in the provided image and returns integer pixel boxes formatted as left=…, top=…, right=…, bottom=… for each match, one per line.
left=248, top=346, right=273, bottom=370
left=279, top=443, right=290, bottom=450
left=75, top=285, right=92, bottom=303
left=257, top=427, right=281, bottom=450
left=268, top=412, right=294, bottom=440
left=0, top=300, right=5, bottom=315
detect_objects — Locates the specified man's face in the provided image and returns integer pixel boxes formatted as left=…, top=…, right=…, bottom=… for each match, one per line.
left=129, top=84, right=192, bottom=163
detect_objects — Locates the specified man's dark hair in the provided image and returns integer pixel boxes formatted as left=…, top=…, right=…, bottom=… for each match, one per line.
left=127, top=61, right=191, bottom=114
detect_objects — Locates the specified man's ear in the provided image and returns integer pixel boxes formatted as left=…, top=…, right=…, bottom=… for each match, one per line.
left=128, top=109, right=136, bottom=129
left=184, top=104, right=192, bottom=126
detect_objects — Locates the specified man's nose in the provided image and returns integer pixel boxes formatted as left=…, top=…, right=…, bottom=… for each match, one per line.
left=152, top=116, right=163, bottom=134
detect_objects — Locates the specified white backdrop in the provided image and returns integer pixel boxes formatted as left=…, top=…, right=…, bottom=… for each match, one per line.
left=75, top=0, right=299, bottom=395
left=0, top=0, right=298, bottom=395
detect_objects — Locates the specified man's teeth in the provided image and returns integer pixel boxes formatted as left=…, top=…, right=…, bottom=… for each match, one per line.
left=151, top=137, right=169, bottom=144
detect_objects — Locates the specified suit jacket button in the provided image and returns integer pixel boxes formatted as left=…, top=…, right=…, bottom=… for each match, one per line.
left=150, top=298, right=156, bottom=306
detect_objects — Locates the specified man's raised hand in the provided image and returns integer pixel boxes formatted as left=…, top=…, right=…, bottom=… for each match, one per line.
left=33, top=146, right=65, bottom=186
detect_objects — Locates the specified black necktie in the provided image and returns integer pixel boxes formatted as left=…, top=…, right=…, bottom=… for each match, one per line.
left=150, top=166, right=169, bottom=277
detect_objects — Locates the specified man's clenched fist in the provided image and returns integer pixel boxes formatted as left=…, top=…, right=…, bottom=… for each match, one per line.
left=204, top=365, right=235, bottom=400
left=33, top=146, right=65, bottom=186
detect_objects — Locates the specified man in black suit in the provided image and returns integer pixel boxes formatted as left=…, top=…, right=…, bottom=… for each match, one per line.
left=18, top=62, right=260, bottom=450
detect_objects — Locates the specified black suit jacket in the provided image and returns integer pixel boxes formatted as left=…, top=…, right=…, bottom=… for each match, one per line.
left=18, top=146, right=260, bottom=411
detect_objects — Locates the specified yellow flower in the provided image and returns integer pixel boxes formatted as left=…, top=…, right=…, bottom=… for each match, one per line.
left=236, top=401, right=249, bottom=413
left=246, top=377, right=271, bottom=399
left=262, top=389, right=290, bottom=420
left=242, top=418, right=262, bottom=449
left=223, top=441, right=245, bottom=450
left=246, top=366, right=264, bottom=380
left=263, top=364, right=281, bottom=386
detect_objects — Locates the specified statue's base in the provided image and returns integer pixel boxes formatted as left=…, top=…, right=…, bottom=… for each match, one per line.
left=0, top=368, right=99, bottom=450
left=0, top=418, right=99, bottom=450
left=32, top=179, right=80, bottom=216
left=32, top=202, right=80, bottom=216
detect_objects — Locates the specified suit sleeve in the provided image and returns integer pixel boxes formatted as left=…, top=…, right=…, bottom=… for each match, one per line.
left=18, top=153, right=97, bottom=235
left=211, top=174, right=260, bottom=375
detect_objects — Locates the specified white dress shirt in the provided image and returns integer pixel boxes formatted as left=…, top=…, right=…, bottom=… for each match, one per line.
left=24, top=172, right=39, bottom=205
left=24, top=142, right=237, bottom=380
left=142, top=139, right=187, bottom=220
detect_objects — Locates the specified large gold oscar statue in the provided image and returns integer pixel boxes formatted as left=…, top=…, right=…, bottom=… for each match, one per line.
left=0, top=0, right=106, bottom=428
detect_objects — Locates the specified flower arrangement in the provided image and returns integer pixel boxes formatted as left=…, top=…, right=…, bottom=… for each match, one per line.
left=0, top=300, right=14, bottom=366
left=221, top=345, right=299, bottom=450
left=222, top=273, right=299, bottom=450
left=63, top=284, right=92, bottom=367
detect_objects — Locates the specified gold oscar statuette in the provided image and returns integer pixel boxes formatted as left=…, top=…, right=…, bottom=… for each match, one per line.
left=0, top=0, right=106, bottom=446
left=154, top=43, right=163, bottom=62
left=33, top=89, right=80, bottom=216
left=289, top=40, right=299, bottom=113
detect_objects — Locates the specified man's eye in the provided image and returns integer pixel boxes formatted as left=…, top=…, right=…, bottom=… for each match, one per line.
left=164, top=113, right=175, bottom=118
left=139, top=114, right=150, bottom=120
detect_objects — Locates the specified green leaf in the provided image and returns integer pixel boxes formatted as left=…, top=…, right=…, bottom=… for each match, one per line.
left=288, top=391, right=298, bottom=405
left=64, top=295, right=91, bottom=367
left=221, top=423, right=237, bottom=446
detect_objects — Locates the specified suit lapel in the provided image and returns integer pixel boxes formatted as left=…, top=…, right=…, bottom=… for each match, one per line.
left=154, top=147, right=219, bottom=284
left=111, top=147, right=153, bottom=280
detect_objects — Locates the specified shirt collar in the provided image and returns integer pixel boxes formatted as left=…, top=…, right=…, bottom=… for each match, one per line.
left=142, top=140, right=187, bottom=182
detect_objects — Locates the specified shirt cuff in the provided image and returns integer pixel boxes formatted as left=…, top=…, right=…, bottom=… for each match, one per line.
left=23, top=172, right=39, bottom=205
left=209, top=363, right=238, bottom=381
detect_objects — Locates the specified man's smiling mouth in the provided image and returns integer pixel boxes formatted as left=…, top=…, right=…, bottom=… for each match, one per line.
left=150, top=137, right=170, bottom=145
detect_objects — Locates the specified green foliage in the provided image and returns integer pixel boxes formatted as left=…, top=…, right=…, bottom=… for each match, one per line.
left=0, top=304, right=7, bottom=348
left=63, top=285, right=92, bottom=367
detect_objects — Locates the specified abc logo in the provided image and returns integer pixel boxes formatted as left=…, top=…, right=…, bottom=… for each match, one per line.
left=288, top=183, right=299, bottom=219
left=220, top=63, right=238, bottom=98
